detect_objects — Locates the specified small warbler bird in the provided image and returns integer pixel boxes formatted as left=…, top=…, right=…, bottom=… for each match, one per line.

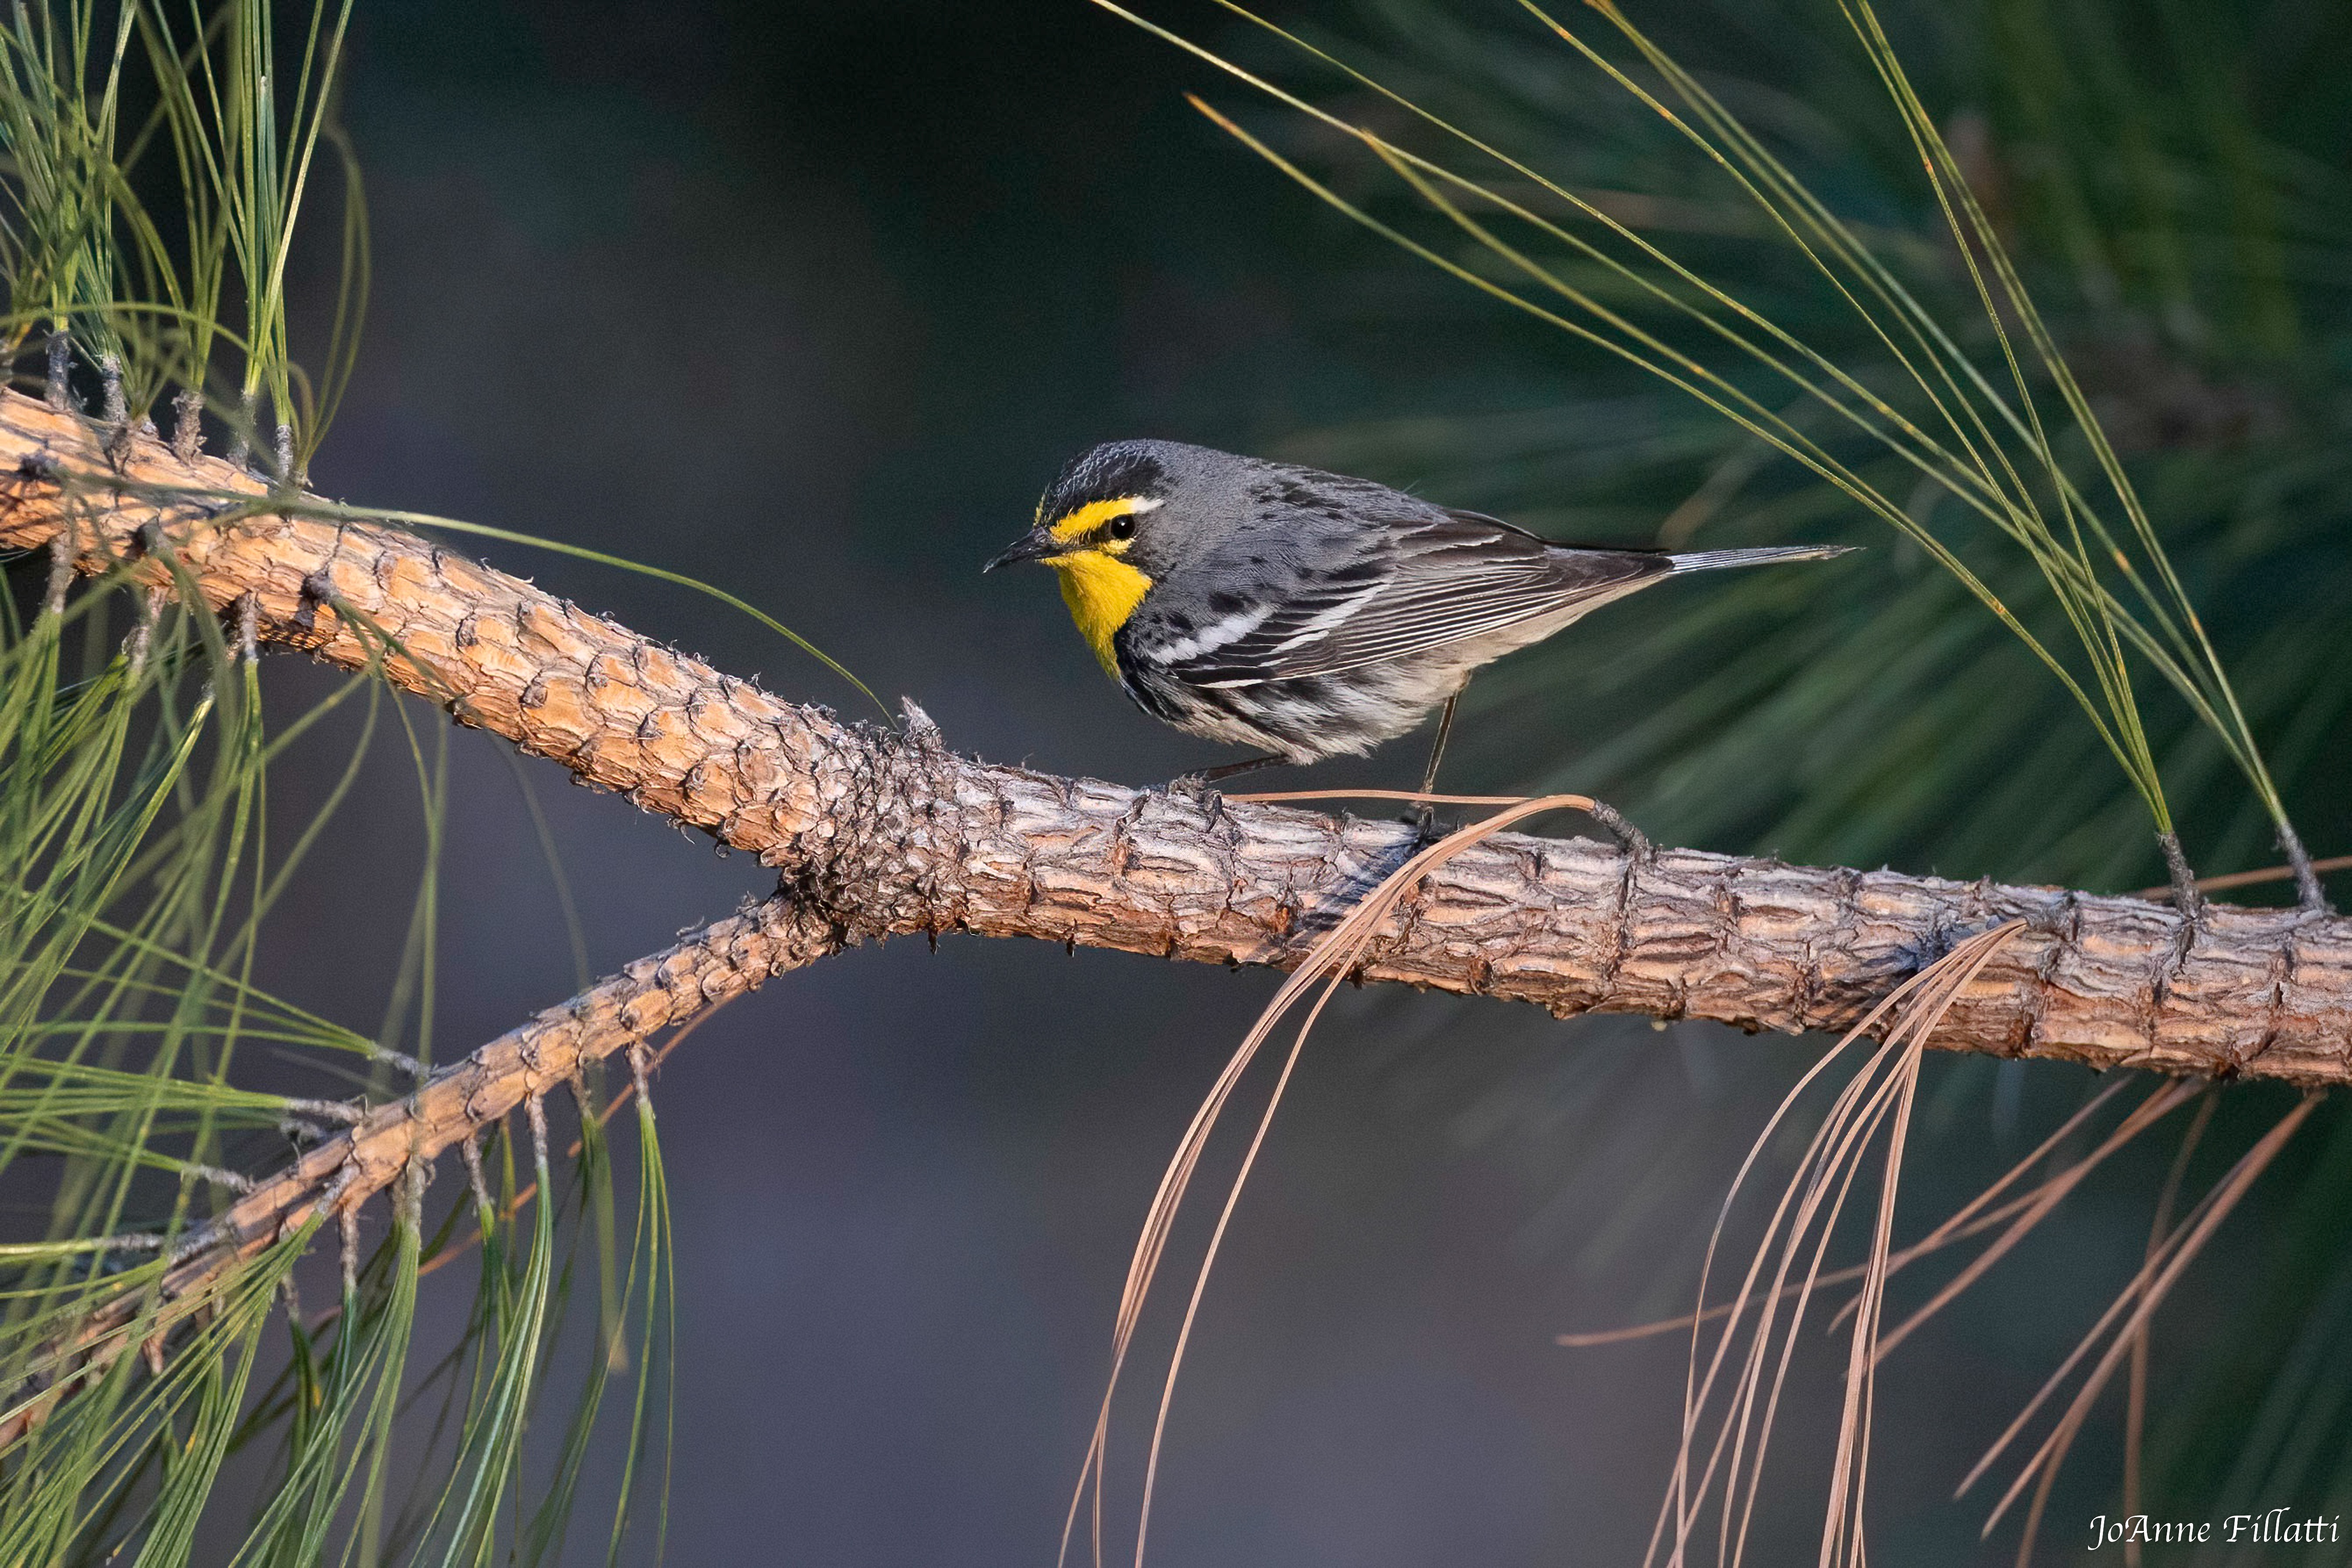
left=986, top=439, right=1852, bottom=793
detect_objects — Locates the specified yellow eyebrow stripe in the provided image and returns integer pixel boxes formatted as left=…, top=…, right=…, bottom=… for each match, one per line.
left=1049, top=496, right=1145, bottom=542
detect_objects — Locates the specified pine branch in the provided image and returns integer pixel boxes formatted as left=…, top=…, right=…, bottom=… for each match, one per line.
left=0, top=889, right=842, bottom=1446
left=2, top=386, right=2346, bottom=1088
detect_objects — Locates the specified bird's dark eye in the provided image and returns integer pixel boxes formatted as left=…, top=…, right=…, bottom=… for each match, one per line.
left=1108, top=515, right=1137, bottom=540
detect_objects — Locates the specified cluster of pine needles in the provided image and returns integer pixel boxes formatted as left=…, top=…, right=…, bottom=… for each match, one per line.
left=0, top=3, right=702, bottom=1562
left=1064, top=1, right=2350, bottom=1564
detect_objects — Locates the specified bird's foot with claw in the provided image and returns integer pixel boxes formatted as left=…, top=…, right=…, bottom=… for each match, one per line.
left=1161, top=773, right=1240, bottom=832
left=1397, top=802, right=1446, bottom=846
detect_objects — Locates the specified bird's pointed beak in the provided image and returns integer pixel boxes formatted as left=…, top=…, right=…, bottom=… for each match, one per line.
left=983, top=526, right=1062, bottom=573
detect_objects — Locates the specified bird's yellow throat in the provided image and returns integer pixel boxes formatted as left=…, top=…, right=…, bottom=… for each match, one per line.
left=1039, top=495, right=1156, bottom=675
left=1049, top=549, right=1152, bottom=676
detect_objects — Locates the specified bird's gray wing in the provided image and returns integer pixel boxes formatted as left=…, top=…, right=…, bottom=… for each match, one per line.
left=1162, top=509, right=1667, bottom=687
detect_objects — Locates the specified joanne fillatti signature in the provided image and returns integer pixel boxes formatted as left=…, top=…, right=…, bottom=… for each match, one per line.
left=2088, top=1510, right=2342, bottom=1550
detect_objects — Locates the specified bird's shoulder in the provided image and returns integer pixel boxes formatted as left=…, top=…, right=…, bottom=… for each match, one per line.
left=1185, top=476, right=1656, bottom=612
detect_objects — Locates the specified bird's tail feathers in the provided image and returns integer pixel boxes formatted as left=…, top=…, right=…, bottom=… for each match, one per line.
left=1666, top=544, right=1857, bottom=573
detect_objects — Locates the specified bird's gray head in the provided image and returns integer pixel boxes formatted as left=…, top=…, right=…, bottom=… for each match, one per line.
left=982, top=439, right=1249, bottom=581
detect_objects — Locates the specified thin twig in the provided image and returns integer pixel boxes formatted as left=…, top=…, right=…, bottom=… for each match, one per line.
left=2133, top=852, right=2352, bottom=902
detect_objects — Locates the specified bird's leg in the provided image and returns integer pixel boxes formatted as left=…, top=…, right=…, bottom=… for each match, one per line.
left=1406, top=690, right=1463, bottom=836
left=1167, top=753, right=1283, bottom=798
left=1418, top=693, right=1460, bottom=801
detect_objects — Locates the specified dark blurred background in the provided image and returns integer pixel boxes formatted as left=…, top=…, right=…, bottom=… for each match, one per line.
left=206, top=0, right=2338, bottom=1561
